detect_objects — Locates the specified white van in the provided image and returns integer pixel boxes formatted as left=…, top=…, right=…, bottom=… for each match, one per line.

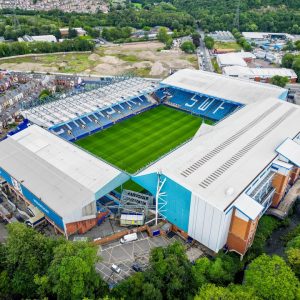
left=120, top=233, right=138, bottom=244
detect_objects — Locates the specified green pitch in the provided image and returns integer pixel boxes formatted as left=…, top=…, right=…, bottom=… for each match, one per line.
left=75, top=105, right=203, bottom=174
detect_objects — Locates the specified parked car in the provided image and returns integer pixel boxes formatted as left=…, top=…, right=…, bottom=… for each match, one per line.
left=111, top=264, right=121, bottom=274
left=132, top=263, right=142, bottom=272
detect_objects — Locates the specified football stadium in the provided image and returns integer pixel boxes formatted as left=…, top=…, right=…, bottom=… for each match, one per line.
left=1, top=69, right=300, bottom=257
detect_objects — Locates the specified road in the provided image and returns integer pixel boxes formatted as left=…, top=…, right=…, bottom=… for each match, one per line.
left=196, top=30, right=214, bottom=72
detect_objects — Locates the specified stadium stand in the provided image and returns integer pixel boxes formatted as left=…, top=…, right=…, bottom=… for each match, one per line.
left=164, top=87, right=242, bottom=121
left=22, top=77, right=159, bottom=141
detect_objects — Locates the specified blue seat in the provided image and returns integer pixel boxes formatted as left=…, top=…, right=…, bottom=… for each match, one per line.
left=167, top=88, right=241, bottom=121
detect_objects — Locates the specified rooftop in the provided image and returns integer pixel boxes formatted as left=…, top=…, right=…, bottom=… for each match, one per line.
left=223, top=66, right=298, bottom=79
left=161, top=69, right=287, bottom=105
left=138, top=97, right=300, bottom=211
left=217, top=52, right=256, bottom=67
left=0, top=125, right=127, bottom=220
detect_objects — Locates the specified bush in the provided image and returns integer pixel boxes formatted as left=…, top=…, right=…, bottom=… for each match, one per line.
left=180, top=41, right=196, bottom=53
left=245, top=216, right=280, bottom=261
left=204, top=36, right=214, bottom=49
left=244, top=254, right=300, bottom=300
left=282, top=224, right=300, bottom=244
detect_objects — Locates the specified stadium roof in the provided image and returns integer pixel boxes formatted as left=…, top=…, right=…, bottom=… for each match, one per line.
left=138, top=98, right=300, bottom=211
left=23, top=77, right=158, bottom=127
left=161, top=69, right=287, bottom=105
left=0, top=125, right=128, bottom=220
left=223, top=66, right=297, bottom=79
left=276, top=138, right=300, bottom=168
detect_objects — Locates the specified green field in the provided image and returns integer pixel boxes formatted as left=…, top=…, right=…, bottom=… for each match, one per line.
left=214, top=41, right=242, bottom=51
left=75, top=106, right=203, bottom=174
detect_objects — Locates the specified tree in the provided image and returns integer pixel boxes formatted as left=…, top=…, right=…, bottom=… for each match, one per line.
left=0, top=223, right=107, bottom=299
left=191, top=257, right=210, bottom=289
left=3, top=223, right=57, bottom=298
left=147, top=242, right=196, bottom=299
left=292, top=58, right=300, bottom=81
left=180, top=41, right=196, bottom=53
left=112, top=242, right=196, bottom=300
left=157, top=27, right=173, bottom=49
left=112, top=272, right=162, bottom=300
left=204, top=36, right=214, bottom=49
left=68, top=28, right=78, bottom=38
left=270, top=75, right=289, bottom=88
left=286, top=248, right=300, bottom=278
left=282, top=53, right=296, bottom=68
left=207, top=252, right=243, bottom=285
left=195, top=283, right=261, bottom=300
left=157, top=27, right=169, bottom=43
left=45, top=241, right=107, bottom=300
left=244, top=254, right=300, bottom=300
left=192, top=32, right=200, bottom=47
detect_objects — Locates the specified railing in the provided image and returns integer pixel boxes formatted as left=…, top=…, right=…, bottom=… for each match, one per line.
left=249, top=171, right=275, bottom=203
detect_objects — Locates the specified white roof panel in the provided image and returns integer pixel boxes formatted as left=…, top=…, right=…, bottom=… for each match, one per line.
left=276, top=138, right=300, bottom=167
left=161, top=69, right=287, bottom=105
left=0, top=125, right=127, bottom=221
left=217, top=52, right=255, bottom=67
left=223, top=66, right=297, bottom=78
left=10, top=125, right=123, bottom=193
left=234, top=194, right=264, bottom=220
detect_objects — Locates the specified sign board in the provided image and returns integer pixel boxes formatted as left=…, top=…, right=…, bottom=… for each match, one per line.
left=121, top=189, right=154, bottom=206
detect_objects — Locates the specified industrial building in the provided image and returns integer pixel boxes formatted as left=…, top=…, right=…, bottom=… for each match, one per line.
left=223, top=66, right=298, bottom=83
left=216, top=52, right=256, bottom=68
left=242, top=32, right=295, bottom=44
left=18, top=35, right=57, bottom=43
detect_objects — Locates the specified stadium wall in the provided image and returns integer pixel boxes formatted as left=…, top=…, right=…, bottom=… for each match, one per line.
left=0, top=167, right=64, bottom=230
left=133, top=173, right=191, bottom=232
left=188, top=193, right=233, bottom=252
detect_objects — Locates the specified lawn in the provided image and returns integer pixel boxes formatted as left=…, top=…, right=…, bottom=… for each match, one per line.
left=211, top=57, right=222, bottom=74
left=75, top=106, right=203, bottom=174
left=214, top=41, right=242, bottom=51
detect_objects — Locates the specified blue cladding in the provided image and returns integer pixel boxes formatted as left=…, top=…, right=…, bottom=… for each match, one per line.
left=20, top=185, right=64, bottom=230
left=0, top=167, right=64, bottom=230
left=132, top=173, right=191, bottom=232
left=0, top=167, right=13, bottom=185
left=159, top=175, right=191, bottom=232
left=132, top=173, right=158, bottom=195
left=279, top=91, right=288, bottom=101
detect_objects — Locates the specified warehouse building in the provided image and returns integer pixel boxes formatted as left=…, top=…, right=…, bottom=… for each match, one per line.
left=216, top=52, right=256, bottom=68
left=0, top=125, right=129, bottom=236
left=223, top=66, right=298, bottom=83
left=242, top=32, right=295, bottom=45
left=18, top=35, right=57, bottom=43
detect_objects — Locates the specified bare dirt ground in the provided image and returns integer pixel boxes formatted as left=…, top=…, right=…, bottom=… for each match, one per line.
left=0, top=41, right=198, bottom=78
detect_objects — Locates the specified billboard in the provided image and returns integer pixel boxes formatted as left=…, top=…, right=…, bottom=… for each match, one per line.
left=121, top=190, right=154, bottom=206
